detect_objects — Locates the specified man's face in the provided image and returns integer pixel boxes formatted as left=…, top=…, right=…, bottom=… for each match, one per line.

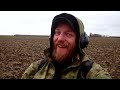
left=52, top=23, right=76, bottom=63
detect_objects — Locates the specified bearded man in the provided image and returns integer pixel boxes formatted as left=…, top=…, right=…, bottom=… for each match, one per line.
left=21, top=13, right=111, bottom=79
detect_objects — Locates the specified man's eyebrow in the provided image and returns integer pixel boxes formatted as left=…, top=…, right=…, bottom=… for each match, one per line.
left=55, top=28, right=59, bottom=30
left=67, top=30, right=74, bottom=33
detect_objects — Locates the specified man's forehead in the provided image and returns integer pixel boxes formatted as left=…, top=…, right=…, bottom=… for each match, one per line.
left=55, top=24, right=75, bottom=33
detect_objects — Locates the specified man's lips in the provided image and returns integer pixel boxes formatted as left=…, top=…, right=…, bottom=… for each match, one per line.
left=57, top=45, right=67, bottom=48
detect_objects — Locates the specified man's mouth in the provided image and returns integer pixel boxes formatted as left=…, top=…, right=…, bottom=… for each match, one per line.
left=57, top=45, right=67, bottom=48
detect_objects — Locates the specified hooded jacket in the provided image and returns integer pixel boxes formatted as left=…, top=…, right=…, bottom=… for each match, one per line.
left=21, top=13, right=112, bottom=79
left=50, top=13, right=88, bottom=55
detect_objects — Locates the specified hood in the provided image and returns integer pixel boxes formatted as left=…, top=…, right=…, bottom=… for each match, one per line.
left=50, top=13, right=86, bottom=55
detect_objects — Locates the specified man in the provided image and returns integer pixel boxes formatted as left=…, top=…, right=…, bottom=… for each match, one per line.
left=21, top=13, right=112, bottom=79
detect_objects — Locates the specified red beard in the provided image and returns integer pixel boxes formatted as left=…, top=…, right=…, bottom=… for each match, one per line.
left=52, top=41, right=76, bottom=63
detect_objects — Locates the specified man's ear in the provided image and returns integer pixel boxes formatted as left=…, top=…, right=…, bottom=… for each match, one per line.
left=80, top=32, right=89, bottom=49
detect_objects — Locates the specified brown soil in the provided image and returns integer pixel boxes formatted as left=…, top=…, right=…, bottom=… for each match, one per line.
left=0, top=36, right=119, bottom=79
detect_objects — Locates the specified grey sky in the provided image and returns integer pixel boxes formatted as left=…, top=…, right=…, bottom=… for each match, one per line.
left=0, top=11, right=120, bottom=36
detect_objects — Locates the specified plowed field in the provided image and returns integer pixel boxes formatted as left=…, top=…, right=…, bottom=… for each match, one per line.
left=0, top=36, right=119, bottom=79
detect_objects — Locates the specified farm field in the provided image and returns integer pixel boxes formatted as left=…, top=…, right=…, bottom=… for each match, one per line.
left=0, top=36, right=120, bottom=79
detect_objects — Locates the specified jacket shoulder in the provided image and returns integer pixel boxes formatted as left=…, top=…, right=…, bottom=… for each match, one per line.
left=21, top=59, right=45, bottom=79
left=86, top=62, right=112, bottom=79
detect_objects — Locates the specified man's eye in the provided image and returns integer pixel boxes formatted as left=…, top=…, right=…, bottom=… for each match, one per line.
left=55, top=31, right=60, bottom=36
left=66, top=33, right=73, bottom=37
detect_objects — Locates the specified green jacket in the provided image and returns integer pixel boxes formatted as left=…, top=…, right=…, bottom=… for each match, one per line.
left=21, top=48, right=112, bottom=79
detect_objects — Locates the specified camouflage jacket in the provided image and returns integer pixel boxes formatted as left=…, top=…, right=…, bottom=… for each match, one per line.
left=21, top=48, right=112, bottom=79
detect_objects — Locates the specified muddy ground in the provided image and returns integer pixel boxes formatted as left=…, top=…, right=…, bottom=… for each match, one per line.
left=0, top=36, right=119, bottom=79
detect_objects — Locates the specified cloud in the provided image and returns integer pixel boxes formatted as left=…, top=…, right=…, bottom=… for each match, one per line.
left=0, top=11, right=120, bottom=36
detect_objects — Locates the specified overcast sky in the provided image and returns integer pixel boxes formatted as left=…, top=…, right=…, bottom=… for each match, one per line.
left=0, top=11, right=120, bottom=36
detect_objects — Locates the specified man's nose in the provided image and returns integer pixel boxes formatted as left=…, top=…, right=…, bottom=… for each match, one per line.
left=58, top=33, right=65, bottom=41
